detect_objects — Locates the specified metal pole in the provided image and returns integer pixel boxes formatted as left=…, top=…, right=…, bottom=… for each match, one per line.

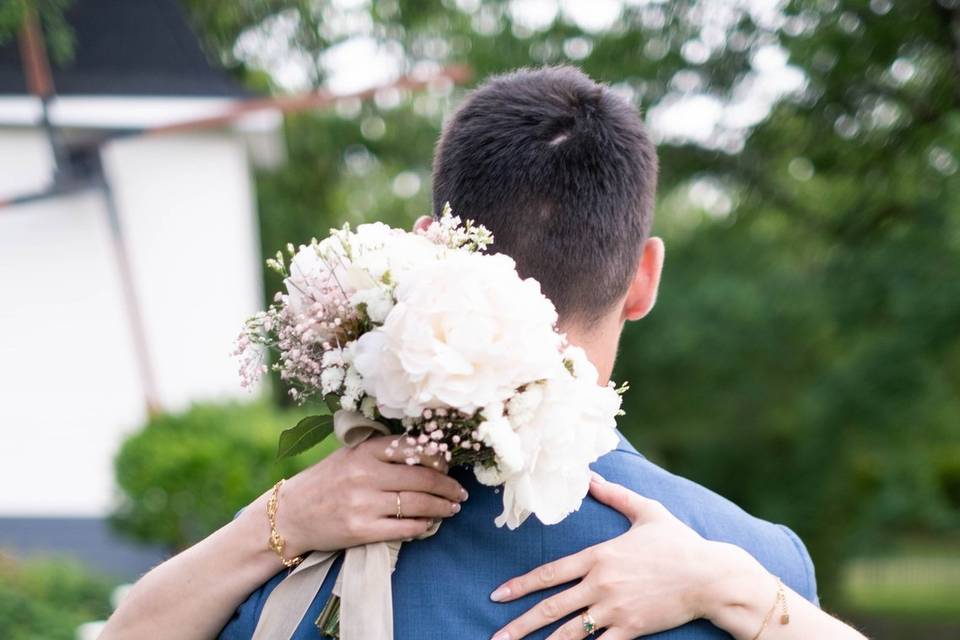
left=18, top=8, right=69, bottom=177
left=96, top=153, right=162, bottom=415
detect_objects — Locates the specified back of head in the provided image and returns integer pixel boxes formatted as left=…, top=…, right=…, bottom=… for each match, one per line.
left=432, top=66, right=658, bottom=325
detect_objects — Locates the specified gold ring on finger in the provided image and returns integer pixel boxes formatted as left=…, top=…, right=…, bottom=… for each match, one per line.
left=580, top=610, right=597, bottom=635
left=396, top=492, right=404, bottom=519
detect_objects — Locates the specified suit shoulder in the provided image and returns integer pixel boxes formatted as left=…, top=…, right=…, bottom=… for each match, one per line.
left=568, top=448, right=819, bottom=604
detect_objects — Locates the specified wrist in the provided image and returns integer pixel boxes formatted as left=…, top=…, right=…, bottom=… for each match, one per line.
left=697, top=541, right=775, bottom=639
left=268, top=478, right=309, bottom=563
left=236, top=490, right=292, bottom=573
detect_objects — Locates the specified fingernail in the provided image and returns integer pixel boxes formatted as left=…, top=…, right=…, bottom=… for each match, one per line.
left=590, top=471, right=605, bottom=484
left=460, top=488, right=469, bottom=501
left=451, top=502, right=461, bottom=514
left=489, top=585, right=511, bottom=602
left=491, top=632, right=511, bottom=640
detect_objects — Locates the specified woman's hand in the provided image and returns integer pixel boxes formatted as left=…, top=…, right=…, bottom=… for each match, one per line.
left=263, top=435, right=469, bottom=557
left=102, top=437, right=467, bottom=640
left=491, top=476, right=868, bottom=640
left=489, top=474, right=755, bottom=640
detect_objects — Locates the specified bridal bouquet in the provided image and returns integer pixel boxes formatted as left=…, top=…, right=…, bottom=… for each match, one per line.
left=236, top=205, right=625, bottom=530
left=234, top=206, right=625, bottom=639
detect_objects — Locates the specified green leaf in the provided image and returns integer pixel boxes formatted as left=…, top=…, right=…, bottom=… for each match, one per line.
left=276, top=415, right=334, bottom=460
left=323, top=394, right=341, bottom=414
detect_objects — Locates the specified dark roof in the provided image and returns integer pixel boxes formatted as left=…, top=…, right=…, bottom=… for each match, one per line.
left=0, top=517, right=169, bottom=581
left=0, top=0, right=249, bottom=97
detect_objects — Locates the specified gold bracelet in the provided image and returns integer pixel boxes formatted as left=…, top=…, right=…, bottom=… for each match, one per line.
left=751, top=576, right=790, bottom=640
left=267, top=479, right=303, bottom=568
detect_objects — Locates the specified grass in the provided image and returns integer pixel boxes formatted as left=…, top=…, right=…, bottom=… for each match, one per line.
left=841, top=548, right=960, bottom=620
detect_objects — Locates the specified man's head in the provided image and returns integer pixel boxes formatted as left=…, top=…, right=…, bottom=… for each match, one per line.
left=429, top=66, right=663, bottom=345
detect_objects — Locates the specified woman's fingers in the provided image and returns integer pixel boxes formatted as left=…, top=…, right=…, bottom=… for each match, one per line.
left=589, top=473, right=665, bottom=525
left=491, top=584, right=592, bottom=640
left=365, top=435, right=463, bottom=499
left=367, top=517, right=435, bottom=543
left=381, top=463, right=467, bottom=503
left=384, top=491, right=461, bottom=519
left=491, top=548, right=594, bottom=602
left=373, top=435, right=450, bottom=472
left=544, top=611, right=595, bottom=640
left=369, top=435, right=406, bottom=462
left=596, top=629, right=630, bottom=640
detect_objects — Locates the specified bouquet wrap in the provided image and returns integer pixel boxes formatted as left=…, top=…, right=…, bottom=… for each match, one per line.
left=252, top=410, right=440, bottom=640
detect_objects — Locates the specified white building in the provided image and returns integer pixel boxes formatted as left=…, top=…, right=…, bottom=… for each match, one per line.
left=0, top=0, right=278, bottom=550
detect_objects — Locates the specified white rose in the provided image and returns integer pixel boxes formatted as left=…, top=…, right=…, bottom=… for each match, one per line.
left=353, top=251, right=561, bottom=418
left=366, top=226, right=442, bottom=278
left=342, top=223, right=444, bottom=292
left=495, top=370, right=621, bottom=529
left=351, top=329, right=408, bottom=414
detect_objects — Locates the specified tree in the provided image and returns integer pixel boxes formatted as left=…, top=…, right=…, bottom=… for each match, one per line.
left=175, top=0, right=959, bottom=602
left=0, top=0, right=74, bottom=63
left=8, top=0, right=955, bottom=604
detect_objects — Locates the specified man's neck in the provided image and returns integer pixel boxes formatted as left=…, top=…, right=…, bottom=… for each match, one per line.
left=561, top=313, right=624, bottom=386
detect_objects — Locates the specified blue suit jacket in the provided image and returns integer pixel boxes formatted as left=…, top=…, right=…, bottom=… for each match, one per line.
left=220, top=434, right=818, bottom=639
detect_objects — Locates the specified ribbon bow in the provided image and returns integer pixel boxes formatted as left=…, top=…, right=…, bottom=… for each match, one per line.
left=251, top=410, right=440, bottom=640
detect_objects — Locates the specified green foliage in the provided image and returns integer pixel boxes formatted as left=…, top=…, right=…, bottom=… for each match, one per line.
left=111, top=402, right=336, bottom=550
left=177, top=0, right=324, bottom=85
left=0, top=0, right=75, bottom=64
left=0, top=553, right=115, bottom=640
left=175, top=0, right=960, bottom=605
left=277, top=414, right=334, bottom=460
left=844, top=556, right=960, bottom=620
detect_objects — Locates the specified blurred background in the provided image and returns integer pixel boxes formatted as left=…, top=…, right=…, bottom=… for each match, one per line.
left=0, top=0, right=958, bottom=638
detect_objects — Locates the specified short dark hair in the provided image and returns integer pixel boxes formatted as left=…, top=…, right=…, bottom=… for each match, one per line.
left=432, top=66, right=658, bottom=324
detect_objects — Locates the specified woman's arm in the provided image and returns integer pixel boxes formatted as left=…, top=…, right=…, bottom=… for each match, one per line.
left=694, top=541, right=862, bottom=640
left=101, top=436, right=467, bottom=640
left=490, top=474, right=865, bottom=640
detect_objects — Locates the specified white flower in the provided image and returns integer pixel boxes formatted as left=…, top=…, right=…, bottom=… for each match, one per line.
left=506, top=384, right=545, bottom=428
left=332, top=223, right=444, bottom=293
left=320, top=367, right=345, bottom=395
left=350, top=286, right=395, bottom=324
left=562, top=344, right=600, bottom=381
left=360, top=395, right=378, bottom=419
left=359, top=224, right=442, bottom=280
left=474, top=463, right=507, bottom=487
left=340, top=341, right=357, bottom=365
left=284, top=245, right=336, bottom=315
left=419, top=204, right=494, bottom=251
left=321, top=348, right=346, bottom=368
left=342, top=366, right=363, bottom=402
left=477, top=403, right=525, bottom=475
left=353, top=251, right=561, bottom=419
left=495, top=368, right=621, bottom=530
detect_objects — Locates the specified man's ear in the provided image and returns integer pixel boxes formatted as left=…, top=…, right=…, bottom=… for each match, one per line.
left=413, top=215, right=433, bottom=233
left=622, top=237, right=665, bottom=322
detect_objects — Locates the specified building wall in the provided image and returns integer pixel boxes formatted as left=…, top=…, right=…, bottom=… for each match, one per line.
left=0, top=129, right=263, bottom=515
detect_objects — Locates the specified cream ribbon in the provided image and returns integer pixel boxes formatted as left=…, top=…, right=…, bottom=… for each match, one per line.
left=252, top=410, right=439, bottom=640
